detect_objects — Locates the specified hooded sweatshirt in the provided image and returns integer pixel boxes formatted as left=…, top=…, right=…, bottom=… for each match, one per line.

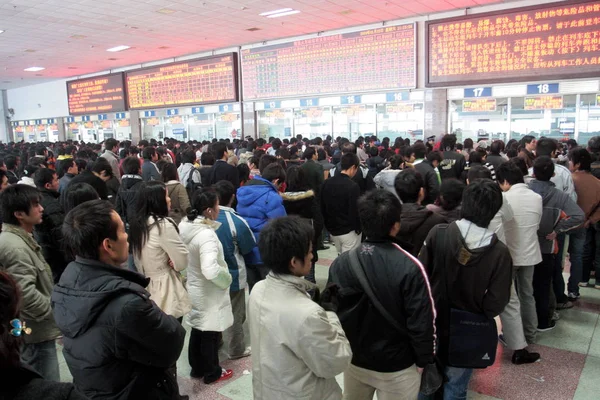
left=115, top=174, right=144, bottom=225
left=373, top=169, right=402, bottom=199
left=397, top=203, right=446, bottom=256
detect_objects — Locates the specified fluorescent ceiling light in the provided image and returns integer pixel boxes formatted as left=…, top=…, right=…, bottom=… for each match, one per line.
left=266, top=10, right=301, bottom=18
left=24, top=67, right=45, bottom=72
left=107, top=45, right=131, bottom=52
left=260, top=8, right=292, bottom=16
left=0, top=30, right=5, bottom=34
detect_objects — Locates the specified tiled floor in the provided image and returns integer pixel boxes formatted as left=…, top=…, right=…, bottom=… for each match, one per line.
left=56, top=246, right=600, bottom=399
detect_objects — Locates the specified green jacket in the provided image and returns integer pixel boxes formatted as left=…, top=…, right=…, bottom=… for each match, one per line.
left=0, top=224, right=60, bottom=343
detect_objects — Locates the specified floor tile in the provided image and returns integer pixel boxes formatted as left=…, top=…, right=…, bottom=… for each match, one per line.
left=467, top=391, right=502, bottom=400
left=574, top=355, right=600, bottom=400
left=587, top=317, right=600, bottom=358
left=217, top=374, right=253, bottom=400
left=534, top=309, right=598, bottom=354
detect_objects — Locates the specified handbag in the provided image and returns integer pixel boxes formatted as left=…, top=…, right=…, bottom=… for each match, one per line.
left=347, top=248, right=443, bottom=395
left=436, top=226, right=498, bottom=369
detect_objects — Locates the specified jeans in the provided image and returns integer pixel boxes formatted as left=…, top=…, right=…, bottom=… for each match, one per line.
left=499, top=274, right=528, bottom=350
left=567, top=228, right=587, bottom=294
left=189, top=328, right=222, bottom=384
left=514, top=265, right=538, bottom=343
left=223, top=290, right=247, bottom=358
left=582, top=223, right=600, bottom=283
left=21, top=340, right=60, bottom=381
left=533, top=254, right=554, bottom=329
left=418, top=366, right=473, bottom=400
left=552, top=233, right=568, bottom=303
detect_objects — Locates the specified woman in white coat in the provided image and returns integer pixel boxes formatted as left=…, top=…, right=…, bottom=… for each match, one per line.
left=179, top=189, right=234, bottom=384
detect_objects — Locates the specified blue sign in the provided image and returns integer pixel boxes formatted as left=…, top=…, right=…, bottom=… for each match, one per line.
left=144, top=111, right=156, bottom=117
left=98, top=114, right=108, bottom=120
left=341, top=95, right=362, bottom=105
left=527, top=83, right=559, bottom=95
left=167, top=109, right=179, bottom=116
left=300, top=98, right=319, bottom=107
left=35, top=119, right=42, bottom=125
left=219, top=104, right=233, bottom=113
left=191, top=107, right=205, bottom=114
left=386, top=92, right=410, bottom=102
left=172, top=128, right=185, bottom=136
left=66, top=117, right=75, bottom=123
left=82, top=116, right=91, bottom=122
left=464, top=87, right=492, bottom=98
left=72, top=129, right=79, bottom=134
left=115, top=112, right=126, bottom=119
left=264, top=101, right=281, bottom=110
left=47, top=118, right=55, bottom=124
left=24, top=121, right=30, bottom=126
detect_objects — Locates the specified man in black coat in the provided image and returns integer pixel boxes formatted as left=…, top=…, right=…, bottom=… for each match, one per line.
left=52, top=200, right=186, bottom=400
left=413, top=143, right=442, bottom=206
left=300, top=146, right=324, bottom=197
left=209, top=141, right=239, bottom=187
left=330, top=142, right=375, bottom=195
left=115, top=157, right=145, bottom=226
left=438, top=134, right=466, bottom=181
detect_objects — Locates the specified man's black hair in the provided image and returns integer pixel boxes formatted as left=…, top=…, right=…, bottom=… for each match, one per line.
left=142, top=146, right=156, bottom=161
left=60, top=158, right=76, bottom=177
left=358, top=189, right=401, bottom=240
left=35, top=145, right=47, bottom=156
left=259, top=154, right=278, bottom=174
left=460, top=179, right=502, bottom=228
left=536, top=138, right=558, bottom=157
left=122, top=157, right=141, bottom=175
left=368, top=146, right=379, bottom=157
left=467, top=165, right=492, bottom=182
left=211, top=141, right=228, bottom=159
left=261, top=163, right=286, bottom=183
left=34, top=168, right=56, bottom=189
left=303, top=146, right=316, bottom=160
left=496, top=162, right=524, bottom=186
left=138, top=140, right=149, bottom=148
left=533, top=156, right=555, bottom=182
left=91, top=158, right=114, bottom=178
left=105, top=138, right=118, bottom=152
left=214, top=180, right=236, bottom=206
left=412, top=143, right=427, bottom=159
left=463, top=138, right=474, bottom=150
left=258, top=216, right=314, bottom=275
left=200, top=151, right=215, bottom=166
left=569, top=147, right=592, bottom=172
left=22, top=164, right=40, bottom=178
left=394, top=169, right=424, bottom=203
left=469, top=150, right=485, bottom=164
left=588, top=136, right=600, bottom=153
left=340, top=153, right=360, bottom=171
left=0, top=184, right=41, bottom=225
left=341, top=143, right=357, bottom=155
left=509, top=157, right=528, bottom=177
left=441, top=134, right=457, bottom=151
left=490, top=140, right=505, bottom=155
left=4, top=155, right=17, bottom=170
left=62, top=200, right=119, bottom=260
left=180, top=149, right=195, bottom=165
left=426, top=151, right=443, bottom=163
left=438, top=179, right=466, bottom=211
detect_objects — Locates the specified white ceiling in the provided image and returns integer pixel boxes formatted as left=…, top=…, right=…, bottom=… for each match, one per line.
left=0, top=0, right=525, bottom=90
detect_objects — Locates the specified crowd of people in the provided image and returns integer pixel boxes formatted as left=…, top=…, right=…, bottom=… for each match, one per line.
left=0, top=132, right=599, bottom=400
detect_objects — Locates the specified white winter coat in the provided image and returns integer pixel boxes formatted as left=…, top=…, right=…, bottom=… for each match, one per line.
left=179, top=216, right=233, bottom=332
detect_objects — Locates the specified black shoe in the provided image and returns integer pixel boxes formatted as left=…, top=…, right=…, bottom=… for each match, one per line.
left=317, top=245, right=330, bottom=250
left=537, top=320, right=557, bottom=332
left=512, top=349, right=541, bottom=365
left=190, top=369, right=203, bottom=379
left=179, top=396, right=189, bottom=400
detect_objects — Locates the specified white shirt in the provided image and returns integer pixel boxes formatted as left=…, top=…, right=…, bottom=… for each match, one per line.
left=503, top=183, right=543, bottom=266
left=487, top=192, right=514, bottom=245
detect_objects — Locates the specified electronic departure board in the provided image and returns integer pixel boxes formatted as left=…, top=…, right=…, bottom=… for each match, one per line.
left=427, top=0, right=600, bottom=86
left=67, top=73, right=126, bottom=115
left=463, top=98, right=497, bottom=112
left=126, top=53, right=238, bottom=109
left=242, top=24, right=416, bottom=100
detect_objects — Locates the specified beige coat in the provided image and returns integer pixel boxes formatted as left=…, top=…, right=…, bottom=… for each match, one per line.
left=166, top=180, right=191, bottom=225
left=134, top=217, right=191, bottom=319
left=248, top=273, right=352, bottom=400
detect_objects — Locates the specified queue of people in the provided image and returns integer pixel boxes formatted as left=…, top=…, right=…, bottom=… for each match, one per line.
left=0, top=133, right=599, bottom=400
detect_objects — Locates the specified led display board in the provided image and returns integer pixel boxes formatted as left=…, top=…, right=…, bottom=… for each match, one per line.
left=67, top=73, right=126, bottom=115
left=126, top=53, right=238, bottom=109
left=427, top=0, right=600, bottom=86
left=242, top=24, right=416, bottom=99
left=463, top=98, right=497, bottom=112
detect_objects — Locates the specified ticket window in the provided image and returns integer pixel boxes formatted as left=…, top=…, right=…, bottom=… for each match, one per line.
left=164, top=115, right=188, bottom=141
left=49, top=124, right=60, bottom=142
left=333, top=105, right=376, bottom=142
left=189, top=114, right=215, bottom=142
left=579, top=94, right=600, bottom=145
left=97, top=121, right=115, bottom=143
left=450, top=98, right=509, bottom=144
left=377, top=103, right=425, bottom=142
left=13, top=126, right=25, bottom=142
left=114, top=120, right=132, bottom=141
left=35, top=125, right=48, bottom=142
left=141, top=117, right=163, bottom=141
left=81, top=121, right=98, bottom=143
left=257, top=109, right=294, bottom=140
left=66, top=123, right=81, bottom=142
left=294, top=107, right=333, bottom=139
left=25, top=126, right=36, bottom=143
left=510, top=95, right=577, bottom=141
left=215, top=113, right=242, bottom=140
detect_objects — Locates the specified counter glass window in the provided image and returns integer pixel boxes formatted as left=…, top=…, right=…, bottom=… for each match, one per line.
left=81, top=121, right=99, bottom=143
left=294, top=107, right=332, bottom=140
left=377, top=102, right=424, bottom=142
left=164, top=115, right=188, bottom=142
left=141, top=117, right=164, bottom=141
left=333, top=105, right=376, bottom=142
left=257, top=109, right=294, bottom=140
left=579, top=94, right=600, bottom=145
left=216, top=112, right=242, bottom=140
left=189, top=114, right=215, bottom=142
left=510, top=95, right=577, bottom=141
left=450, top=98, right=509, bottom=144
left=66, top=122, right=81, bottom=142
left=114, top=119, right=132, bottom=141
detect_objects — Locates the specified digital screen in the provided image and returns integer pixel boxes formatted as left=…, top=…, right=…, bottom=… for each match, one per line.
left=597, top=94, right=600, bottom=105
left=427, top=0, right=600, bottom=86
left=524, top=95, right=564, bottom=110
left=463, top=98, right=497, bottom=112
left=242, top=24, right=416, bottom=99
left=67, top=73, right=126, bottom=115
left=126, top=53, right=238, bottom=109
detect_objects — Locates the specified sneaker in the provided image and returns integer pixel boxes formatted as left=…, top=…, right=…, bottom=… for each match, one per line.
left=537, top=321, right=557, bottom=332
left=579, top=282, right=593, bottom=288
left=567, top=292, right=581, bottom=301
left=216, top=369, right=233, bottom=383
left=498, top=334, right=508, bottom=347
left=229, top=346, right=252, bottom=360
left=512, top=349, right=541, bottom=365
left=595, top=285, right=600, bottom=290
left=552, top=311, right=560, bottom=321
left=556, top=301, right=574, bottom=310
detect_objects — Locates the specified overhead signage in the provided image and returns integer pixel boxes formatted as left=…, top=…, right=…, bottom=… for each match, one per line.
left=386, top=92, right=410, bottom=102
left=191, top=107, right=205, bottom=114
left=98, top=114, right=109, bottom=120
left=427, top=1, right=600, bottom=86
left=265, top=109, right=286, bottom=119
left=300, top=108, right=324, bottom=118
left=126, top=53, right=238, bottom=109
left=386, top=103, right=416, bottom=113
left=167, top=109, right=179, bottom=116
left=464, top=87, right=493, bottom=98
left=220, top=113, right=238, bottom=122
left=115, top=112, right=126, bottom=119
left=144, top=111, right=156, bottom=117
left=340, top=105, right=367, bottom=116
left=524, top=95, right=564, bottom=110
left=341, top=95, right=362, bottom=105
left=462, top=98, right=497, bottom=112
left=300, top=98, right=319, bottom=107
left=242, top=23, right=416, bottom=99
left=526, top=83, right=559, bottom=95
left=219, top=104, right=234, bottom=113
left=264, top=101, right=282, bottom=109
left=67, top=73, right=126, bottom=115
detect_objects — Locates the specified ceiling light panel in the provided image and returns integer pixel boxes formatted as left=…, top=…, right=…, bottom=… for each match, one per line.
left=259, top=8, right=293, bottom=16
left=24, top=67, right=45, bottom=72
left=106, top=45, right=131, bottom=52
left=266, top=10, right=301, bottom=18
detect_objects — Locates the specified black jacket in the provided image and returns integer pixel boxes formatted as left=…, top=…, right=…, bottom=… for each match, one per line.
left=209, top=160, right=239, bottom=187
left=282, top=190, right=323, bottom=262
left=300, top=160, right=324, bottom=197
left=414, top=161, right=440, bottom=206
left=486, top=154, right=506, bottom=173
left=328, top=239, right=435, bottom=372
left=2, top=364, right=88, bottom=400
left=397, top=203, right=446, bottom=257
left=66, top=171, right=108, bottom=200
left=439, top=151, right=466, bottom=181
left=34, top=189, right=67, bottom=283
left=321, top=174, right=361, bottom=236
left=52, top=257, right=185, bottom=400
left=115, top=174, right=144, bottom=225
left=331, top=163, right=375, bottom=195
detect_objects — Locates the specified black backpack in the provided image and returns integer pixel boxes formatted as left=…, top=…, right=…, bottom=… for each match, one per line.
left=185, top=167, right=203, bottom=199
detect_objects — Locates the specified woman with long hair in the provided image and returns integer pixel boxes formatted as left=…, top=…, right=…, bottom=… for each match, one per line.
left=161, top=163, right=190, bottom=225
left=179, top=190, right=234, bottom=384
left=0, top=271, right=87, bottom=399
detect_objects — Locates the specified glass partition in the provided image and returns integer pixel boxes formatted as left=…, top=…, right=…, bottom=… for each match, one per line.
left=510, top=95, right=577, bottom=141
left=579, top=94, right=600, bottom=145
left=332, top=105, right=376, bottom=142
left=294, top=107, right=332, bottom=139
left=450, top=98, right=509, bottom=144
left=257, top=109, right=294, bottom=139
left=377, top=102, right=424, bottom=142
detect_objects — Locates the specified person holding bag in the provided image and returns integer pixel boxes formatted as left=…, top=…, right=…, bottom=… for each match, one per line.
left=418, top=179, right=512, bottom=400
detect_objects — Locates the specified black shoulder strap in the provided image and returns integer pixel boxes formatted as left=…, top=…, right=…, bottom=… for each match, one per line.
left=435, top=225, right=452, bottom=305
left=348, top=247, right=406, bottom=335
left=186, top=166, right=197, bottom=187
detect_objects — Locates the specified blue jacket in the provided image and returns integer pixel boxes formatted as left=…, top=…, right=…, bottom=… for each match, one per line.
left=236, top=177, right=287, bottom=264
left=141, top=160, right=161, bottom=182
left=215, top=206, right=256, bottom=291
